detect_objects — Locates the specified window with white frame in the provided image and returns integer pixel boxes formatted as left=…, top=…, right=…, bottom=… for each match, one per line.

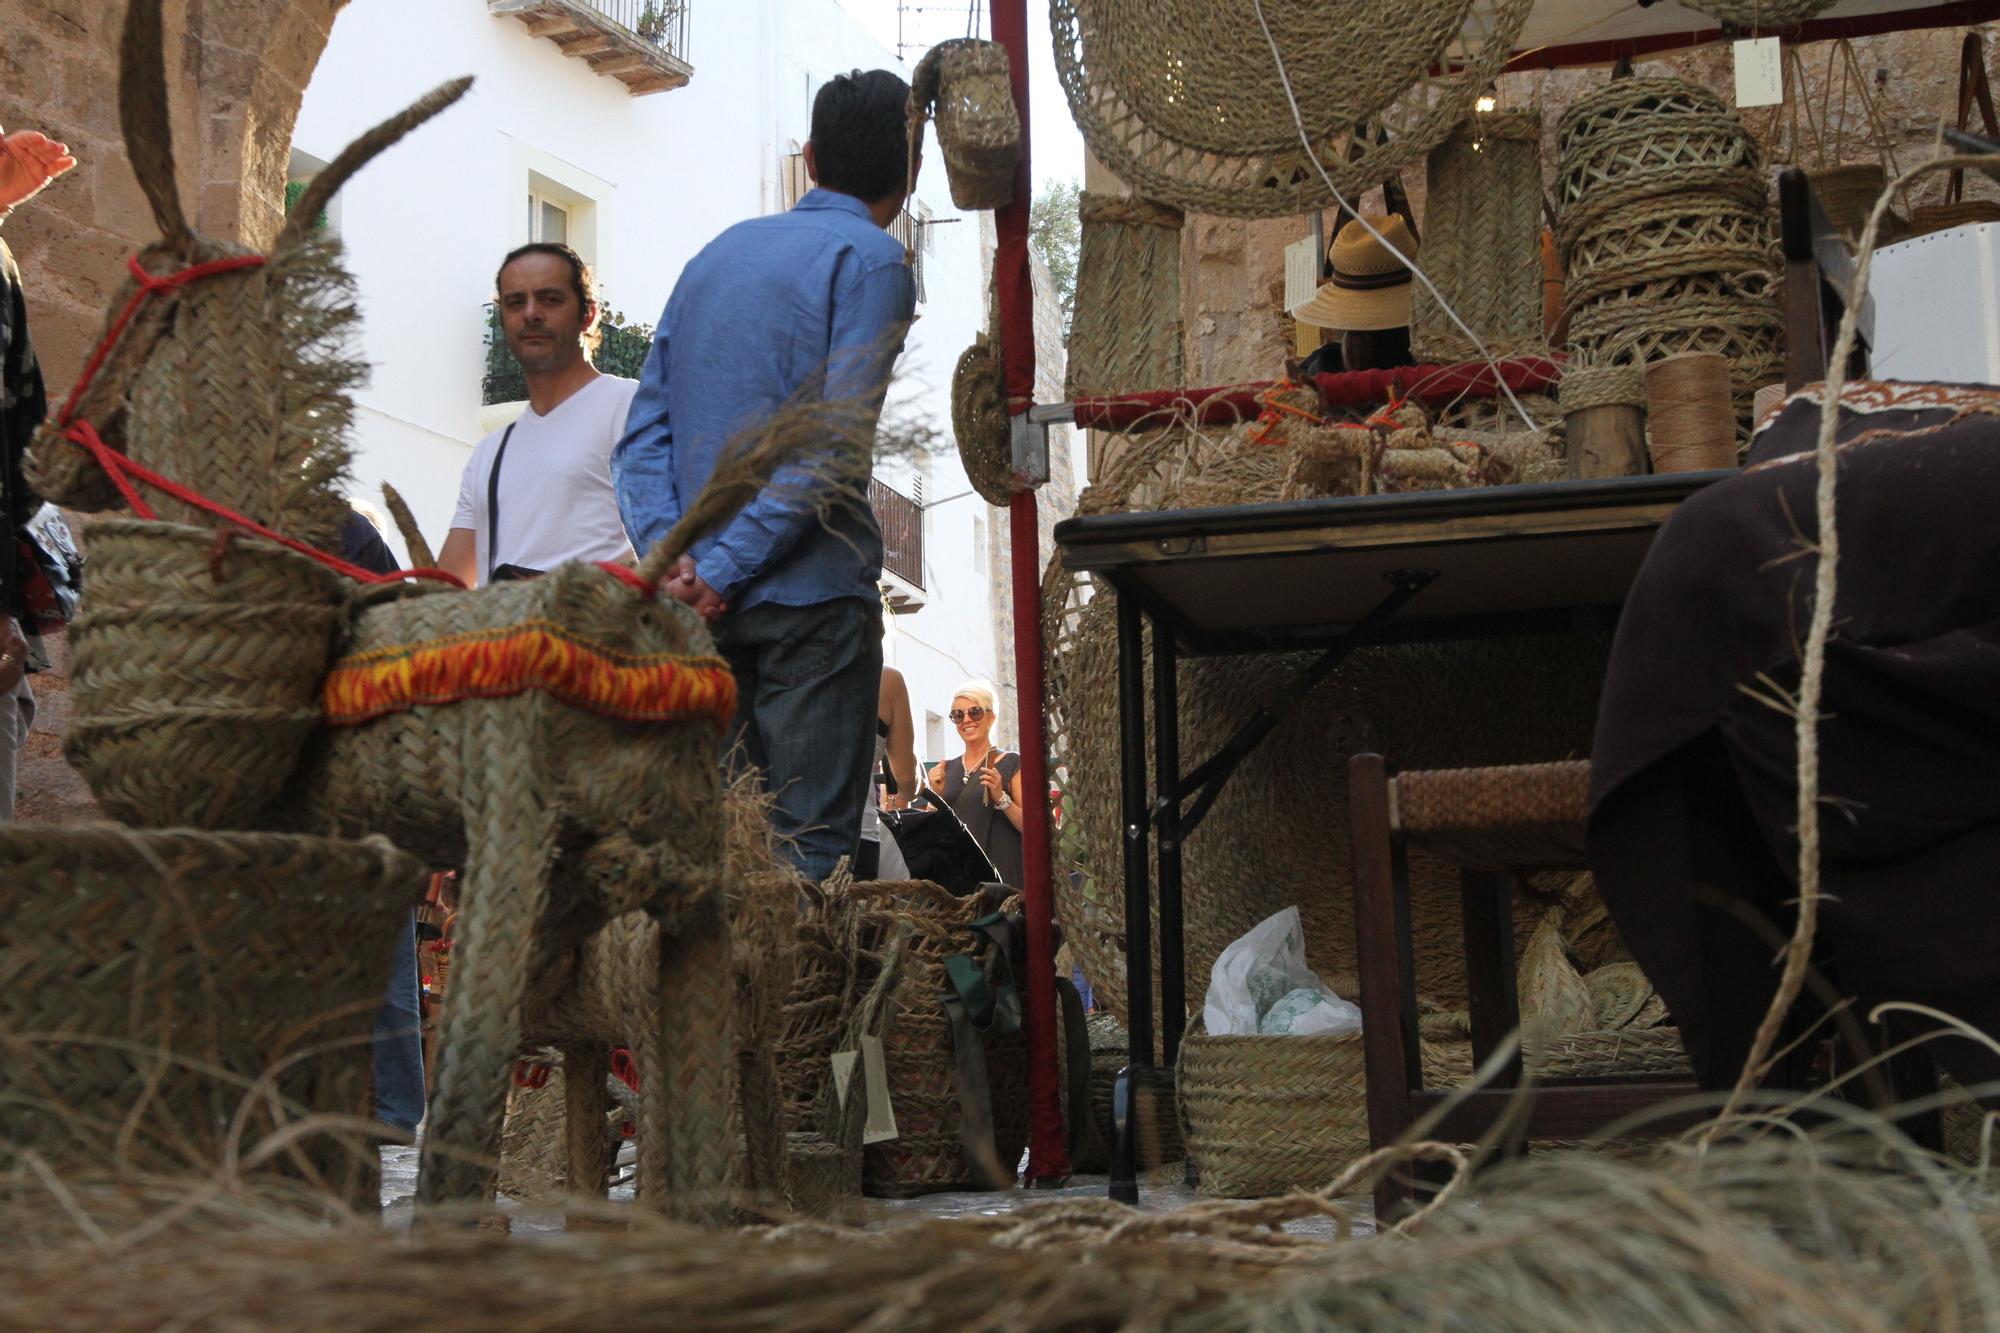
left=528, top=188, right=572, bottom=246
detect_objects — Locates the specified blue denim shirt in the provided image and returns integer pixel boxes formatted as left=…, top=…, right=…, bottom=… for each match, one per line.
left=613, top=189, right=916, bottom=610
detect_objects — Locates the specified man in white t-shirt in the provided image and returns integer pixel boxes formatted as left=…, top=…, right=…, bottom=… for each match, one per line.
left=438, top=243, right=636, bottom=585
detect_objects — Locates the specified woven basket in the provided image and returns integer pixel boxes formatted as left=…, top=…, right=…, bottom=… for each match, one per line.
left=1554, top=78, right=1766, bottom=248
left=1411, top=112, right=1547, bottom=365
left=0, top=825, right=425, bottom=1208
left=1074, top=1012, right=1183, bottom=1174
left=1906, top=199, right=2000, bottom=237
left=1811, top=163, right=1891, bottom=241
left=952, top=338, right=1016, bottom=506
left=1683, top=0, right=1837, bottom=21
left=910, top=39, right=1021, bottom=210
left=785, top=1131, right=865, bottom=1221
left=65, top=518, right=347, bottom=829
left=1049, top=0, right=1533, bottom=218
left=1065, top=194, right=1185, bottom=400
left=853, top=882, right=1030, bottom=1197
left=496, top=1056, right=632, bottom=1202
left=1179, top=1029, right=1470, bottom=1198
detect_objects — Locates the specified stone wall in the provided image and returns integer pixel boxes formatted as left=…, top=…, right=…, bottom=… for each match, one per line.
left=1, top=0, right=346, bottom=822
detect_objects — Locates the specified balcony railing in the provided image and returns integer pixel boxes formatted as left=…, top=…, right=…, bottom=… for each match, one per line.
left=870, top=477, right=924, bottom=593
left=489, top=0, right=692, bottom=95
left=483, top=302, right=654, bottom=406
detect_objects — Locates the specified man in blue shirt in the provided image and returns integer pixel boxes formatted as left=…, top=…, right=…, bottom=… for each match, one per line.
left=615, top=69, right=917, bottom=881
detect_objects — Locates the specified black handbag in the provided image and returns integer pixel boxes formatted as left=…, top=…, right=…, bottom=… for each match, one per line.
left=881, top=795, right=998, bottom=896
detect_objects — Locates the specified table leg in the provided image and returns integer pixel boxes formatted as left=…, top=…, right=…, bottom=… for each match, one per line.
left=1153, top=617, right=1185, bottom=1068
left=1112, top=591, right=1152, bottom=1205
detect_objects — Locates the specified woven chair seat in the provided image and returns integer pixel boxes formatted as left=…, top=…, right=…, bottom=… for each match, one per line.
left=1391, top=760, right=1590, bottom=869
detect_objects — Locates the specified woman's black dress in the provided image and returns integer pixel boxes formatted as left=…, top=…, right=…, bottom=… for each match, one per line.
left=940, top=751, right=1025, bottom=889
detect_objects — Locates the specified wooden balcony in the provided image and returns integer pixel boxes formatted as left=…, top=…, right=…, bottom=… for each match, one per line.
left=489, top=0, right=692, bottom=96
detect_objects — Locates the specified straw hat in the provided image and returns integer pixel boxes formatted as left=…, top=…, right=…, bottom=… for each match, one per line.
left=1290, top=214, right=1419, bottom=332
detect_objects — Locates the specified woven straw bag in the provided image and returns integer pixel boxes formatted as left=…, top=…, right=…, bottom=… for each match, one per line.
left=0, top=826, right=425, bottom=1209
left=853, top=882, right=1030, bottom=1197
left=63, top=519, right=347, bottom=829
left=908, top=39, right=1021, bottom=210
left=952, top=337, right=1017, bottom=506
left=1065, top=194, right=1185, bottom=401
left=1050, top=0, right=1533, bottom=217
left=1411, top=111, right=1548, bottom=365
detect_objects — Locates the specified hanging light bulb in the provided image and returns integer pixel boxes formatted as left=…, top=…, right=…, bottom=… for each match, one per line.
left=1475, top=91, right=1499, bottom=114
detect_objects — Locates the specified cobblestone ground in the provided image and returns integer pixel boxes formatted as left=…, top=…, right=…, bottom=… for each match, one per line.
left=378, top=1144, right=1374, bottom=1238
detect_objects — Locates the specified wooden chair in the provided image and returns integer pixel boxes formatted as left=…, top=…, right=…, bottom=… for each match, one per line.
left=1347, top=753, right=1703, bottom=1220
left=1778, top=166, right=1871, bottom=392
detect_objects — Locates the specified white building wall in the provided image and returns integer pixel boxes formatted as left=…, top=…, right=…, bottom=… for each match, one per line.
left=291, top=0, right=1069, bottom=763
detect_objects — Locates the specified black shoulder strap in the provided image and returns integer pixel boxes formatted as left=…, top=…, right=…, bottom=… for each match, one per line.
left=486, top=421, right=516, bottom=582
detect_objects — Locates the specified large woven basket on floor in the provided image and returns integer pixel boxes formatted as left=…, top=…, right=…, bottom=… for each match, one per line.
left=0, top=826, right=425, bottom=1209
left=64, top=518, right=347, bottom=829
left=1411, top=111, right=1547, bottom=365
left=1065, top=194, right=1184, bottom=401
left=852, top=882, right=1030, bottom=1197
left=1179, top=1028, right=1468, bottom=1198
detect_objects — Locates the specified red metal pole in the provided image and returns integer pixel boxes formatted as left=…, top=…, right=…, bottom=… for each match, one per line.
left=990, top=0, right=1070, bottom=1184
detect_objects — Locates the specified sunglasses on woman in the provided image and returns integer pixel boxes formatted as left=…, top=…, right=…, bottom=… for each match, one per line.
left=949, top=707, right=988, bottom=723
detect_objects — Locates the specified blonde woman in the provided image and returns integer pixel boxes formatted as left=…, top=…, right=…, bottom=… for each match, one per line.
left=926, top=681, right=1024, bottom=888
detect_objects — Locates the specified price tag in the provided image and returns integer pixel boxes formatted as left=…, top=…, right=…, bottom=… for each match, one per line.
left=1734, top=37, right=1783, bottom=108
left=1284, top=233, right=1321, bottom=314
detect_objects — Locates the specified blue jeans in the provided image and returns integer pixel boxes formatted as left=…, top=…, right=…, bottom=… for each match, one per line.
left=713, top=597, right=882, bottom=881
left=372, top=913, right=426, bottom=1134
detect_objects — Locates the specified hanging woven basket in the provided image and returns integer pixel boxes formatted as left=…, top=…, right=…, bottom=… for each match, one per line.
left=952, top=337, right=1017, bottom=506
left=1411, top=111, right=1548, bottom=365
left=1680, top=0, right=1838, bottom=23
left=1065, top=194, right=1185, bottom=400
left=909, top=38, right=1022, bottom=210
left=1050, top=0, right=1534, bottom=218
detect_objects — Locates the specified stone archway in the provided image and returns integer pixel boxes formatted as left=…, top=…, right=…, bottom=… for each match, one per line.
left=0, top=0, right=347, bottom=821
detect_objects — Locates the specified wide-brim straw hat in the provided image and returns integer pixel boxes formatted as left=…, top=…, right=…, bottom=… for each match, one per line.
left=1291, top=214, right=1419, bottom=332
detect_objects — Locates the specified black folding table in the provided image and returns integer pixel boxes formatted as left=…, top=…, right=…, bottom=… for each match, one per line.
left=1051, top=470, right=1731, bottom=1203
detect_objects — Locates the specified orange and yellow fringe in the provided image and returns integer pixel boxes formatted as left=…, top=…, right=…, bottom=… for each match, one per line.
left=323, top=620, right=737, bottom=729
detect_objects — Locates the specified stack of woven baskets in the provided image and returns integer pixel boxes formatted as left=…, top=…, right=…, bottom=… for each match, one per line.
left=1556, top=76, right=1784, bottom=439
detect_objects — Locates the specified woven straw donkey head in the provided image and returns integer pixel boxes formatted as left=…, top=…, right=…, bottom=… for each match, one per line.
left=28, top=0, right=471, bottom=552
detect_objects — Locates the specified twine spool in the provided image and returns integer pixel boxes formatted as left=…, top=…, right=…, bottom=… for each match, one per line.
left=1644, top=353, right=1737, bottom=473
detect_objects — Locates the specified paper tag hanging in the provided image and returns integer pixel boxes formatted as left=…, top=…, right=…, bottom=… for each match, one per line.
left=1734, top=37, right=1784, bottom=108
left=1284, top=233, right=1321, bottom=314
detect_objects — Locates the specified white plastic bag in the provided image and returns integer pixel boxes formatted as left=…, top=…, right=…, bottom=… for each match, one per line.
left=1203, top=906, right=1363, bottom=1037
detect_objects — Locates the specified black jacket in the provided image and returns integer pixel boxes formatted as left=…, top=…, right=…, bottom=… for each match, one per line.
left=1, top=237, right=46, bottom=619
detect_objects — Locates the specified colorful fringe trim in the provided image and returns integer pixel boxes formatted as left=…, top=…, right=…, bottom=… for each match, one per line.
left=323, top=619, right=737, bottom=729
